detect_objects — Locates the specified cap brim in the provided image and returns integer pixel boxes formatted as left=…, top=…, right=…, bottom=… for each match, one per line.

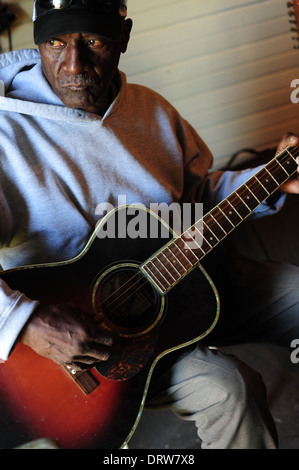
left=34, top=9, right=122, bottom=45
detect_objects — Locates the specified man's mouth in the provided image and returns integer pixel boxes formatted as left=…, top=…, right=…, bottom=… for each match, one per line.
left=60, top=75, right=97, bottom=91
left=65, top=84, right=89, bottom=91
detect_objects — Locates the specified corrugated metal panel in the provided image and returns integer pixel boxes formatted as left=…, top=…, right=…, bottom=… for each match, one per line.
left=2, top=0, right=299, bottom=167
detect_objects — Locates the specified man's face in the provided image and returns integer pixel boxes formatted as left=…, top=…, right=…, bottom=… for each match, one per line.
left=38, top=20, right=131, bottom=115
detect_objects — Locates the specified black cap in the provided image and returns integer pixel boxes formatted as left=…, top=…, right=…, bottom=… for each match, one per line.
left=33, top=0, right=127, bottom=45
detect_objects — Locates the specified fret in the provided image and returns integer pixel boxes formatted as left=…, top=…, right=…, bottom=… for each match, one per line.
left=174, top=240, right=194, bottom=268
left=218, top=199, right=242, bottom=227
left=257, top=167, right=279, bottom=192
left=158, top=251, right=180, bottom=281
left=276, top=159, right=290, bottom=178
left=175, top=237, right=198, bottom=269
left=285, top=147, right=297, bottom=161
left=235, top=185, right=260, bottom=211
left=185, top=224, right=214, bottom=255
left=253, top=176, right=270, bottom=196
left=170, top=241, right=192, bottom=271
left=154, top=256, right=174, bottom=287
left=244, top=179, right=268, bottom=203
left=277, top=150, right=298, bottom=175
left=167, top=219, right=222, bottom=270
left=227, top=192, right=251, bottom=218
left=267, top=159, right=291, bottom=186
left=193, top=225, right=212, bottom=252
left=182, top=228, right=205, bottom=258
left=244, top=182, right=260, bottom=203
left=203, top=221, right=220, bottom=245
left=210, top=206, right=235, bottom=234
left=141, top=145, right=298, bottom=294
left=143, top=262, right=167, bottom=292
left=204, top=213, right=227, bottom=241
left=266, top=167, right=279, bottom=185
left=175, top=237, right=199, bottom=265
left=227, top=199, right=242, bottom=219
left=164, top=246, right=187, bottom=276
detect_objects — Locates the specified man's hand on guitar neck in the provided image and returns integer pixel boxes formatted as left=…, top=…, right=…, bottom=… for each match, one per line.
left=276, top=132, right=299, bottom=194
left=18, top=303, right=115, bottom=371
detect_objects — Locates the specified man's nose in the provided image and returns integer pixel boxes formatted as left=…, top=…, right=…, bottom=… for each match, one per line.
left=63, top=45, right=89, bottom=74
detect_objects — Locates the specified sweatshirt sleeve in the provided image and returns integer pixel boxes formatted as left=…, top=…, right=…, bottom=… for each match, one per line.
left=203, top=166, right=286, bottom=217
left=0, top=189, right=39, bottom=360
left=180, top=122, right=285, bottom=217
left=0, top=278, right=39, bottom=360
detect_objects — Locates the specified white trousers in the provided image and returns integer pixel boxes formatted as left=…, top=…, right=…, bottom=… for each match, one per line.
left=146, top=257, right=299, bottom=449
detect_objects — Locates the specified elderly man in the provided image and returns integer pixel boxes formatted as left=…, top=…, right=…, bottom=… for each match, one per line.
left=0, top=0, right=298, bottom=449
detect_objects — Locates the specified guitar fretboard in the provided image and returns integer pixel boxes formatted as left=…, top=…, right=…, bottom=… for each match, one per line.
left=141, top=145, right=299, bottom=294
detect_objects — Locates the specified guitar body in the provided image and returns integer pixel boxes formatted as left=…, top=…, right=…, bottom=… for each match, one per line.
left=0, top=206, right=219, bottom=449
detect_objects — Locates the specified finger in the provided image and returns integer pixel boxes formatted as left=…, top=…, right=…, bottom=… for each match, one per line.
left=276, top=132, right=299, bottom=156
left=284, top=132, right=298, bottom=145
left=78, top=346, right=111, bottom=362
left=281, top=176, right=299, bottom=194
left=65, top=357, right=101, bottom=373
left=87, top=344, right=112, bottom=361
left=65, top=349, right=110, bottom=371
left=93, top=333, right=115, bottom=347
left=77, top=338, right=115, bottom=362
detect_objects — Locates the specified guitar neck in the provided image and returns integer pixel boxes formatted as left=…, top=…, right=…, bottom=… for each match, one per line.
left=142, top=145, right=299, bottom=294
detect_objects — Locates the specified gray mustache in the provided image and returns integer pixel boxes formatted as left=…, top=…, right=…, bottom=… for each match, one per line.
left=60, top=75, right=96, bottom=86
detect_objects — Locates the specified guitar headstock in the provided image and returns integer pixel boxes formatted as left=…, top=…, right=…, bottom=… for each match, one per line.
left=287, top=1, right=299, bottom=49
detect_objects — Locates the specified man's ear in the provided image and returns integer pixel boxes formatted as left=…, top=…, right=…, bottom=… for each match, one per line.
left=121, top=18, right=133, bottom=53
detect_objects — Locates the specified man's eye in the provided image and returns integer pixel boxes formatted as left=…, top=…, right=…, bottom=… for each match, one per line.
left=87, top=39, right=103, bottom=47
left=48, top=39, right=64, bottom=48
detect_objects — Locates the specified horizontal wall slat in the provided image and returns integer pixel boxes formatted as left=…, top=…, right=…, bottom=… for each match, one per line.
left=121, top=0, right=299, bottom=166
left=209, top=116, right=299, bottom=168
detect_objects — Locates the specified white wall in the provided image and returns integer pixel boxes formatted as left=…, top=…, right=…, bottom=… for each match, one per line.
left=2, top=0, right=299, bottom=167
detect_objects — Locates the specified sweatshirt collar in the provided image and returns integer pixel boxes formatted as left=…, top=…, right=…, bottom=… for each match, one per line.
left=0, top=48, right=126, bottom=123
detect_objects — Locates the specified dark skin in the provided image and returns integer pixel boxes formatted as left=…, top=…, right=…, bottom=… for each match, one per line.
left=19, top=18, right=132, bottom=372
left=40, top=21, right=132, bottom=115
left=18, top=17, right=299, bottom=372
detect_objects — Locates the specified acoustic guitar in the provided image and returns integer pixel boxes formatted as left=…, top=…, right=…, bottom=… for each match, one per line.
left=0, top=145, right=298, bottom=449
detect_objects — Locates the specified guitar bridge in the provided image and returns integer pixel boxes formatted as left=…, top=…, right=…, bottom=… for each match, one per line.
left=63, top=366, right=99, bottom=395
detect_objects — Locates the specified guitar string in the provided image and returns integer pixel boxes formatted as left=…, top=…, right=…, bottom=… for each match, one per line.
left=92, top=274, right=161, bottom=327
left=159, top=144, right=299, bottom=281
left=100, top=275, right=157, bottom=325
left=98, top=146, right=299, bottom=320
left=98, top=146, right=299, bottom=321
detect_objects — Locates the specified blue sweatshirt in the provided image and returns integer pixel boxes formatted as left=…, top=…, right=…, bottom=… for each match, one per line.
left=0, top=48, right=281, bottom=360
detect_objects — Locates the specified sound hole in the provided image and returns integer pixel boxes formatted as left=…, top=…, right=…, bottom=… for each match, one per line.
left=92, top=264, right=164, bottom=336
